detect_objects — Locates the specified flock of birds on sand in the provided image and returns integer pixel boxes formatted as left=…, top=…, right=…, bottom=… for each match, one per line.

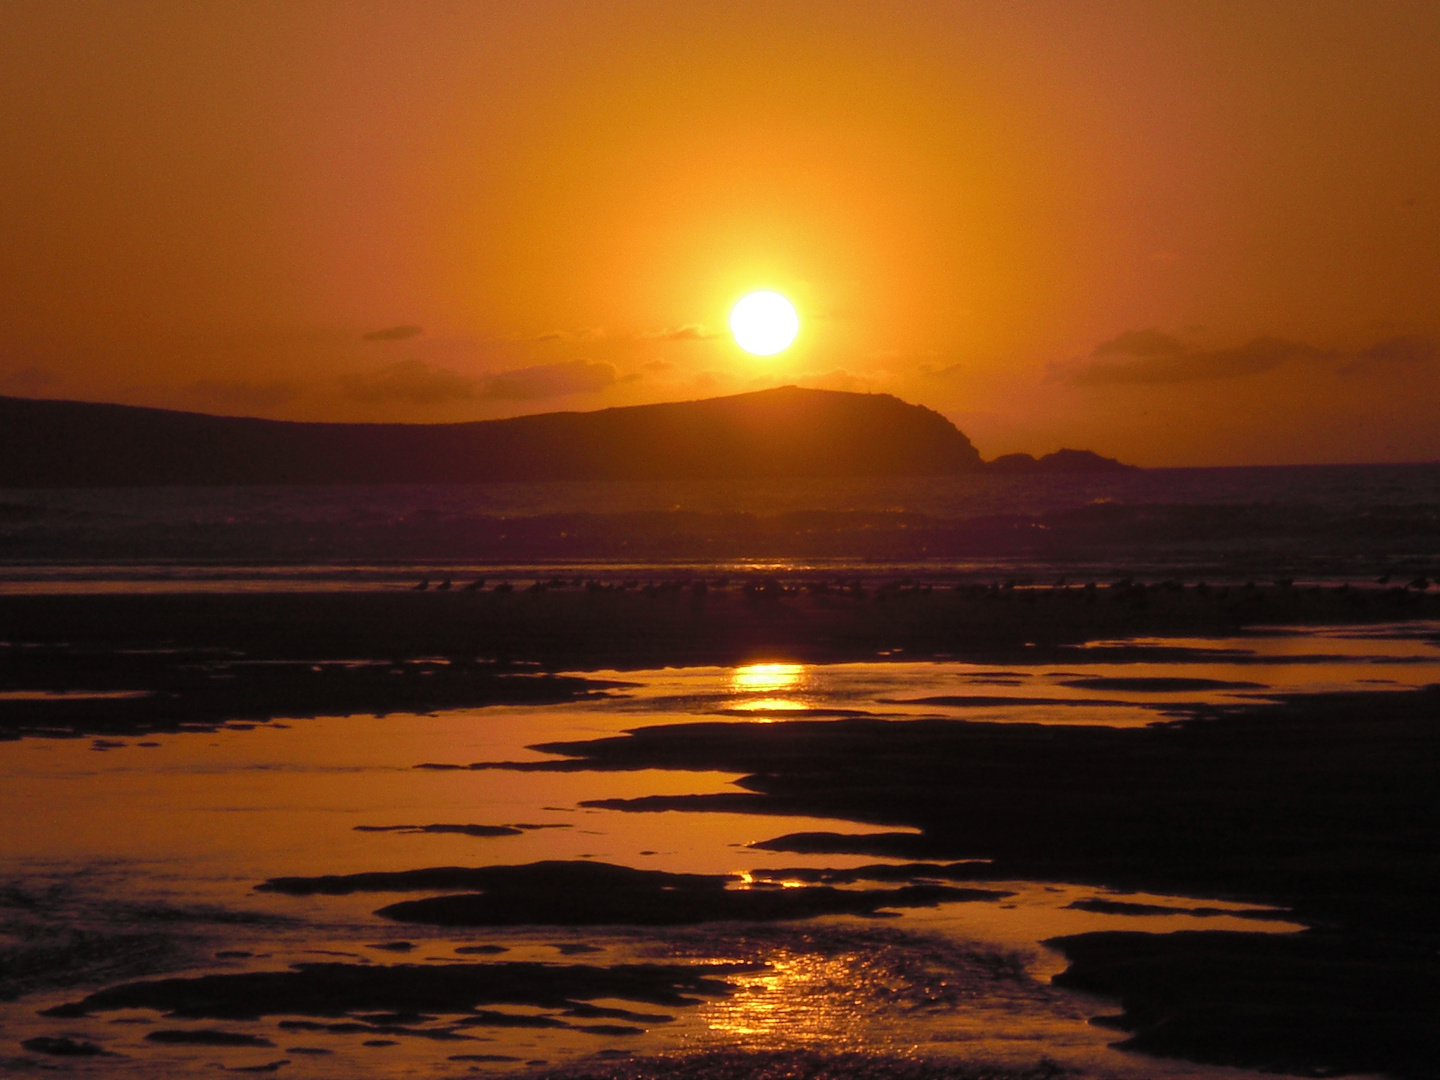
left=409, top=576, right=734, bottom=596
left=407, top=573, right=1436, bottom=595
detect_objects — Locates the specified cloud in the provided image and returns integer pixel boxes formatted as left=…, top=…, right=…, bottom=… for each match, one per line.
left=477, top=359, right=622, bottom=400
left=1057, top=328, right=1440, bottom=387
left=644, top=324, right=719, bottom=341
left=1339, top=335, right=1439, bottom=376
left=528, top=327, right=606, bottom=343
left=343, top=360, right=475, bottom=404
left=188, top=378, right=298, bottom=411
left=362, top=325, right=423, bottom=342
left=1063, top=331, right=1327, bottom=385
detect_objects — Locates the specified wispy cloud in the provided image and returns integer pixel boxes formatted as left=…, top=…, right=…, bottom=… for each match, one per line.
left=362, top=325, right=423, bottom=342
left=1054, top=329, right=1440, bottom=386
left=643, top=324, right=719, bottom=341
left=478, top=359, right=629, bottom=400
left=343, top=360, right=475, bottom=404
left=339, top=357, right=637, bottom=407
left=1059, top=331, right=1328, bottom=385
left=529, top=328, right=606, bottom=343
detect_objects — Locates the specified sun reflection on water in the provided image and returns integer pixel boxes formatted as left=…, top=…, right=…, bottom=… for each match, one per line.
left=729, top=663, right=809, bottom=714
left=731, top=697, right=808, bottom=714
left=704, top=952, right=866, bottom=1042
left=731, top=663, right=805, bottom=693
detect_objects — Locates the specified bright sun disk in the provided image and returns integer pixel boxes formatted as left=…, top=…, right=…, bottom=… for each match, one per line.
left=730, top=291, right=799, bottom=356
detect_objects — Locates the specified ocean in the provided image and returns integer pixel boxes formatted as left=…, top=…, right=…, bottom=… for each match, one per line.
left=3, top=464, right=1439, bottom=592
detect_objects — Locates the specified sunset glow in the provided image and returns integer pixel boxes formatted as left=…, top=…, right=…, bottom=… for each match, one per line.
left=2, top=4, right=1436, bottom=463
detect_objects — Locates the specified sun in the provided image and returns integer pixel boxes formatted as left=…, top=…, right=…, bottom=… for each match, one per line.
left=730, top=291, right=799, bottom=356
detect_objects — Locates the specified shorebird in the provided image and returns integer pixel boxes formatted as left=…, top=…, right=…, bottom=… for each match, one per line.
left=436, top=578, right=452, bottom=591
left=412, top=578, right=430, bottom=591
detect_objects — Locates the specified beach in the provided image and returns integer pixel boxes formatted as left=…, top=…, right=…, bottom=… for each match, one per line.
left=2, top=579, right=1437, bottom=1078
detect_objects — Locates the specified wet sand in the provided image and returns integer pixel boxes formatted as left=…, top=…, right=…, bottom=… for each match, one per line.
left=3, top=583, right=1437, bottom=736
left=5, top=580, right=1438, bottom=660
left=1, top=585, right=1437, bottom=1078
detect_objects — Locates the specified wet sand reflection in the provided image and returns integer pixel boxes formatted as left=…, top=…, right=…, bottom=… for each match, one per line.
left=0, top=624, right=1434, bottom=1077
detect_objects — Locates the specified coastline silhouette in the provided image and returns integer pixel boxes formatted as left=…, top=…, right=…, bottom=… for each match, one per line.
left=0, top=387, right=1132, bottom=487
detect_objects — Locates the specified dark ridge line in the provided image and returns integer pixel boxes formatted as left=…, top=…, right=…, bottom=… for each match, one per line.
left=0, top=387, right=989, bottom=487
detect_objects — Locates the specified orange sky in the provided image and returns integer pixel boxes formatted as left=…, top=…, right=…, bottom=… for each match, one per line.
left=1, top=1, right=1437, bottom=465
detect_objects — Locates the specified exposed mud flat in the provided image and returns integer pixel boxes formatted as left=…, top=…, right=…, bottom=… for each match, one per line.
left=258, top=859, right=1010, bottom=926
left=485, top=687, right=1440, bottom=926
left=1048, top=930, right=1439, bottom=1080
left=3, top=583, right=1437, bottom=678
left=43, top=960, right=739, bottom=1022
left=0, top=651, right=616, bottom=740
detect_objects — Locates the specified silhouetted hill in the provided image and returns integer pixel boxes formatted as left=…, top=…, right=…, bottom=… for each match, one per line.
left=0, top=386, right=984, bottom=487
left=987, top=449, right=1136, bottom=474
